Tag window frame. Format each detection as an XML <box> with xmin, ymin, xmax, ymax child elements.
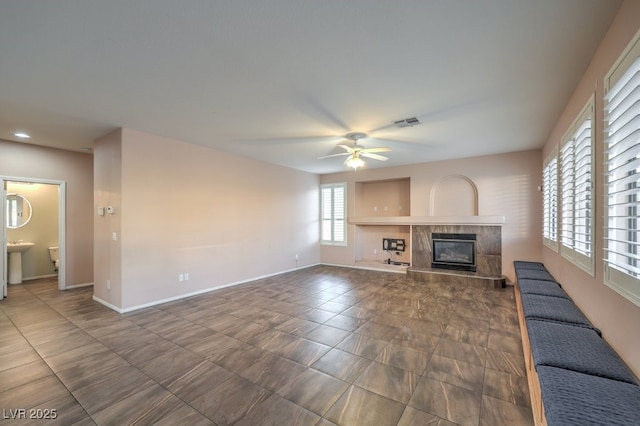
<box><xmin>543</xmin><ymin>147</ymin><xmax>559</xmax><ymax>252</ymax></box>
<box><xmin>603</xmin><ymin>29</ymin><xmax>640</xmax><ymax>307</ymax></box>
<box><xmin>320</xmin><ymin>182</ymin><xmax>347</xmax><ymax>246</ymax></box>
<box><xmin>559</xmin><ymin>96</ymin><xmax>595</xmax><ymax>275</ymax></box>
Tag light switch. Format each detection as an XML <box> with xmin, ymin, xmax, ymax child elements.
<box><xmin>112</xmin><ymin>232</ymin><xmax>117</xmax><ymax>241</ymax></box>
<box><xmin>98</xmin><ymin>207</ymin><xmax>105</xmax><ymax>216</ymax></box>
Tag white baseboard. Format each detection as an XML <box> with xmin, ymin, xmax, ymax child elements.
<box><xmin>97</xmin><ymin>263</ymin><xmax>321</xmax><ymax>313</ymax></box>
<box><xmin>66</xmin><ymin>282</ymin><xmax>94</xmax><ymax>289</ymax></box>
<box><xmin>92</xmin><ymin>295</ymin><xmax>125</xmax><ymax>313</ymax></box>
<box><xmin>320</xmin><ymin>262</ymin><xmax>407</xmax><ymax>274</ymax></box>
<box><xmin>21</xmin><ymin>273</ymin><xmax>58</xmax><ymax>281</ymax></box>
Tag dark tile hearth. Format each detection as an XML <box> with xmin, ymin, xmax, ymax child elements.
<box><xmin>0</xmin><ymin>265</ymin><xmax>532</xmax><ymax>425</ymax></box>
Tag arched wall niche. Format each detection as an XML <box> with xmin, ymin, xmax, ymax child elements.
<box><xmin>429</xmin><ymin>174</ymin><xmax>478</xmax><ymax>216</ymax></box>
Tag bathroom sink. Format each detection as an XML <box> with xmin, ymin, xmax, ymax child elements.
<box><xmin>7</xmin><ymin>242</ymin><xmax>34</xmax><ymax>284</ymax></box>
<box><xmin>7</xmin><ymin>242</ymin><xmax>34</xmax><ymax>253</ymax></box>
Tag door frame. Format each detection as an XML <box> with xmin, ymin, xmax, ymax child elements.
<box><xmin>1</xmin><ymin>176</ymin><xmax>66</xmax><ymax>293</ymax></box>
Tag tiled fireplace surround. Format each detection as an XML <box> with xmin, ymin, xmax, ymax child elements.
<box><xmin>409</xmin><ymin>225</ymin><xmax>504</xmax><ymax>287</ymax></box>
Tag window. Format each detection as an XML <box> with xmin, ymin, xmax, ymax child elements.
<box><xmin>603</xmin><ymin>31</ymin><xmax>640</xmax><ymax>307</ymax></box>
<box><xmin>543</xmin><ymin>147</ymin><xmax>559</xmax><ymax>251</ymax></box>
<box><xmin>560</xmin><ymin>97</ymin><xmax>594</xmax><ymax>274</ymax></box>
<box><xmin>321</xmin><ymin>183</ymin><xmax>346</xmax><ymax>245</ymax></box>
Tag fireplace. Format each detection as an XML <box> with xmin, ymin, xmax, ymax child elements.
<box><xmin>431</xmin><ymin>233</ymin><xmax>476</xmax><ymax>272</ymax></box>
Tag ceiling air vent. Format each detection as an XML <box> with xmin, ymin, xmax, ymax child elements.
<box><xmin>391</xmin><ymin>117</ymin><xmax>421</xmax><ymax>128</ymax></box>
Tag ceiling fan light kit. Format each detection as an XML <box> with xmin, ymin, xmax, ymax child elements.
<box><xmin>345</xmin><ymin>155</ymin><xmax>365</xmax><ymax>170</ymax></box>
<box><xmin>319</xmin><ymin>132</ymin><xmax>392</xmax><ymax>171</ymax></box>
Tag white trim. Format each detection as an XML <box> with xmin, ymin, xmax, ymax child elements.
<box><xmin>1</xmin><ymin>176</ymin><xmax>67</xmax><ymax>290</ymax></box>
<box><xmin>58</xmin><ymin>182</ymin><xmax>66</xmax><ymax>290</ymax></box>
<box><xmin>559</xmin><ymin>95</ymin><xmax>595</xmax><ymax>276</ymax></box>
<box><xmin>604</xmin><ymin>264</ymin><xmax>640</xmax><ymax>309</ymax></box>
<box><xmin>1</xmin><ymin>181</ymin><xmax>5</xmax><ymax>300</ymax></box>
<box><xmin>320</xmin><ymin>182</ymin><xmax>347</xmax><ymax>246</ymax></box>
<box><xmin>349</xmin><ymin>216</ymin><xmax>505</xmax><ymax>226</ymax></box>
<box><xmin>21</xmin><ymin>274</ymin><xmax>59</xmax><ymax>281</ymax></box>
<box><xmin>97</xmin><ymin>264</ymin><xmax>320</xmax><ymax>313</ymax></box>
<box><xmin>542</xmin><ymin>147</ymin><xmax>559</xmax><ymax>252</ymax></box>
<box><xmin>323</xmin><ymin>262</ymin><xmax>407</xmax><ymax>274</ymax></box>
<box><xmin>92</xmin><ymin>295</ymin><xmax>124</xmax><ymax>313</ymax></box>
<box><xmin>65</xmin><ymin>282</ymin><xmax>93</xmax><ymax>289</ymax></box>
<box><xmin>95</xmin><ymin>263</ymin><xmax>410</xmax><ymax>313</ymax></box>
<box><xmin>602</xmin><ymin>28</ymin><xmax>640</xmax><ymax>307</ymax></box>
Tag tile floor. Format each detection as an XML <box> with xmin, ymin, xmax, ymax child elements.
<box><xmin>0</xmin><ymin>266</ymin><xmax>533</xmax><ymax>425</ymax></box>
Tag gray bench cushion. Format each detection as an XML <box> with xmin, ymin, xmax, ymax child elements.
<box><xmin>527</xmin><ymin>320</ymin><xmax>637</xmax><ymax>384</ymax></box>
<box><xmin>515</xmin><ymin>268</ymin><xmax>557</xmax><ymax>282</ymax></box>
<box><xmin>520</xmin><ymin>294</ymin><xmax>600</xmax><ymax>335</ymax></box>
<box><xmin>537</xmin><ymin>366</ymin><xmax>640</xmax><ymax>426</ymax></box>
<box><xmin>514</xmin><ymin>261</ymin><xmax>547</xmax><ymax>271</ymax></box>
<box><xmin>518</xmin><ymin>279</ymin><xmax>569</xmax><ymax>299</ymax></box>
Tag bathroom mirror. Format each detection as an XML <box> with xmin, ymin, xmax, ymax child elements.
<box><xmin>6</xmin><ymin>193</ymin><xmax>33</xmax><ymax>228</ymax></box>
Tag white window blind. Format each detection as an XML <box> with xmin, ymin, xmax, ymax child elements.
<box><xmin>603</xmin><ymin>33</ymin><xmax>640</xmax><ymax>307</ymax></box>
<box><xmin>543</xmin><ymin>148</ymin><xmax>558</xmax><ymax>250</ymax></box>
<box><xmin>559</xmin><ymin>98</ymin><xmax>594</xmax><ymax>274</ymax></box>
<box><xmin>561</xmin><ymin>140</ymin><xmax>574</xmax><ymax>249</ymax></box>
<box><xmin>574</xmin><ymin>116</ymin><xmax>593</xmax><ymax>258</ymax></box>
<box><xmin>321</xmin><ymin>183</ymin><xmax>346</xmax><ymax>245</ymax></box>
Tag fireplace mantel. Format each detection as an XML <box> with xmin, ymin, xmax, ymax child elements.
<box><xmin>349</xmin><ymin>216</ymin><xmax>505</xmax><ymax>226</ymax></box>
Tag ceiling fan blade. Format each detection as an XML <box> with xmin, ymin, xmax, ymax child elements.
<box><xmin>361</xmin><ymin>152</ymin><xmax>389</xmax><ymax>161</ymax></box>
<box><xmin>318</xmin><ymin>152</ymin><xmax>351</xmax><ymax>159</ymax></box>
<box><xmin>361</xmin><ymin>147</ymin><xmax>392</xmax><ymax>153</ymax></box>
<box><xmin>338</xmin><ymin>144</ymin><xmax>355</xmax><ymax>153</ymax></box>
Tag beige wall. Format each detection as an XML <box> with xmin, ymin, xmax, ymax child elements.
<box><xmin>540</xmin><ymin>0</ymin><xmax>640</xmax><ymax>377</ymax></box>
<box><xmin>94</xmin><ymin>128</ymin><xmax>321</xmax><ymax>311</ymax></box>
<box><xmin>93</xmin><ymin>129</ymin><xmax>123</xmax><ymax>307</ymax></box>
<box><xmin>1</xmin><ymin>140</ymin><xmax>94</xmax><ymax>287</ymax></box>
<box><xmin>7</xmin><ymin>182</ymin><xmax>59</xmax><ymax>279</ymax></box>
<box><xmin>320</xmin><ymin>149</ymin><xmax>543</xmax><ymax>282</ymax></box>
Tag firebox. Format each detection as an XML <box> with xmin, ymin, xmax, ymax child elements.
<box><xmin>431</xmin><ymin>233</ymin><xmax>477</xmax><ymax>272</ymax></box>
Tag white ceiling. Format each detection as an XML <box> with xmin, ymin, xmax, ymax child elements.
<box><xmin>0</xmin><ymin>1</ymin><xmax>622</xmax><ymax>174</ymax></box>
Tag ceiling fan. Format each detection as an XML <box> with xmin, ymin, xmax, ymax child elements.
<box><xmin>318</xmin><ymin>132</ymin><xmax>392</xmax><ymax>170</ymax></box>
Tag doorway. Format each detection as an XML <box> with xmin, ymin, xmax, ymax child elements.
<box><xmin>1</xmin><ymin>177</ymin><xmax>66</xmax><ymax>300</ymax></box>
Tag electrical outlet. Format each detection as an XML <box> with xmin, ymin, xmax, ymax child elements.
<box><xmin>295</xmin><ymin>254</ymin><xmax>299</xmax><ymax>261</ymax></box>
<box><xmin>374</xmin><ymin>249</ymin><xmax>378</xmax><ymax>255</ymax></box>
<box><xmin>184</xmin><ymin>273</ymin><xmax>189</xmax><ymax>281</ymax></box>
<box><xmin>179</xmin><ymin>274</ymin><xmax>184</xmax><ymax>282</ymax></box>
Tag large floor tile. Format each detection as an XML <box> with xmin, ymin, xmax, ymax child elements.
<box><xmin>324</xmin><ymin>385</ymin><xmax>406</xmax><ymax>426</ymax></box>
<box><xmin>311</xmin><ymin>348</ymin><xmax>372</xmax><ymax>383</ymax></box>
<box><xmin>0</xmin><ymin>267</ymin><xmax>533</xmax><ymax>425</ymax></box>
<box><xmin>276</xmin><ymin>368</ymin><xmax>349</xmax><ymax>416</ymax></box>
<box><xmin>409</xmin><ymin>377</ymin><xmax>482</xmax><ymax>426</ymax></box>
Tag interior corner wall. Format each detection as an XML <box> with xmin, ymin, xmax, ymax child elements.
<box><xmin>93</xmin><ymin>129</ymin><xmax>123</xmax><ymax>308</ymax></box>
<box><xmin>107</xmin><ymin>128</ymin><xmax>320</xmax><ymax>310</ymax></box>
<box><xmin>0</xmin><ymin>139</ymin><xmax>94</xmax><ymax>287</ymax></box>
<box><xmin>320</xmin><ymin>149</ymin><xmax>542</xmax><ymax>282</ymax></box>
<box><xmin>540</xmin><ymin>0</ymin><xmax>640</xmax><ymax>377</ymax></box>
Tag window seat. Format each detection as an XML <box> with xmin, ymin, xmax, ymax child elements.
<box><xmin>514</xmin><ymin>261</ymin><xmax>640</xmax><ymax>425</ymax></box>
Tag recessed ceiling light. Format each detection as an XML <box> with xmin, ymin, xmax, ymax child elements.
<box><xmin>13</xmin><ymin>132</ymin><xmax>30</xmax><ymax>138</ymax></box>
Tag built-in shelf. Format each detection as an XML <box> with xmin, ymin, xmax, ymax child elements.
<box><xmin>349</xmin><ymin>216</ymin><xmax>506</xmax><ymax>226</ymax></box>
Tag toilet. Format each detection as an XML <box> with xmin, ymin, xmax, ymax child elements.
<box><xmin>48</xmin><ymin>246</ymin><xmax>60</xmax><ymax>271</ymax></box>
